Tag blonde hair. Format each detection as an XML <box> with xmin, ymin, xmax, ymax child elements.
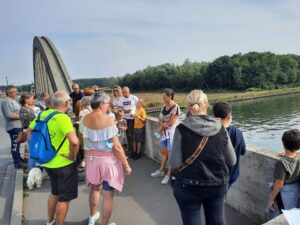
<box><xmin>186</xmin><ymin>90</ymin><xmax>208</xmax><ymax>112</ymax></box>
<box><xmin>80</xmin><ymin>96</ymin><xmax>91</xmax><ymax>108</ymax></box>
<box><xmin>112</xmin><ymin>85</ymin><xmax>122</xmax><ymax>97</ymax></box>
<box><xmin>137</xmin><ymin>99</ymin><xmax>145</xmax><ymax>107</ymax></box>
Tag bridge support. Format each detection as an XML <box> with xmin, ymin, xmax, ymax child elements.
<box><xmin>33</xmin><ymin>36</ymin><xmax>73</xmax><ymax>94</ymax></box>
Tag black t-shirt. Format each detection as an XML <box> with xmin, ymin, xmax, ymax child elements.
<box><xmin>70</xmin><ymin>91</ymin><xmax>83</xmax><ymax>112</ymax></box>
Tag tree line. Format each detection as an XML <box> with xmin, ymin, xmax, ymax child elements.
<box><xmin>118</xmin><ymin>52</ymin><xmax>300</xmax><ymax>91</ymax></box>
<box><xmin>4</xmin><ymin>52</ymin><xmax>300</xmax><ymax>93</ymax></box>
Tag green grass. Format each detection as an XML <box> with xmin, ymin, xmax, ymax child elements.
<box><xmin>133</xmin><ymin>87</ymin><xmax>300</xmax><ymax>108</ymax></box>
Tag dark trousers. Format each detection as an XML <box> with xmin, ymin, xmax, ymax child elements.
<box><xmin>7</xmin><ymin>128</ymin><xmax>22</xmax><ymax>165</ymax></box>
<box><xmin>173</xmin><ymin>181</ymin><xmax>227</xmax><ymax>225</ymax></box>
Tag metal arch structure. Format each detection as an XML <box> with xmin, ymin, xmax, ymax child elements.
<box><xmin>33</xmin><ymin>36</ymin><xmax>72</xmax><ymax>95</ymax></box>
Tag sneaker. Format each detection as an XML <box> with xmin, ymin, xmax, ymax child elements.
<box><xmin>45</xmin><ymin>219</ymin><xmax>56</xmax><ymax>225</ymax></box>
<box><xmin>109</xmin><ymin>223</ymin><xmax>116</xmax><ymax>225</ymax></box>
<box><xmin>88</xmin><ymin>211</ymin><xmax>100</xmax><ymax>225</ymax></box>
<box><xmin>151</xmin><ymin>170</ymin><xmax>164</xmax><ymax>177</ymax></box>
<box><xmin>78</xmin><ymin>167</ymin><xmax>85</xmax><ymax>173</ymax></box>
<box><xmin>161</xmin><ymin>175</ymin><xmax>170</xmax><ymax>185</ymax></box>
<box><xmin>133</xmin><ymin>153</ymin><xmax>142</xmax><ymax>160</ymax></box>
<box><xmin>129</xmin><ymin>152</ymin><xmax>136</xmax><ymax>159</ymax></box>
<box><xmin>81</xmin><ymin>161</ymin><xmax>86</xmax><ymax>168</ymax></box>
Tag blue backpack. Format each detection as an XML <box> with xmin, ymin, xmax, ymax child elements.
<box><xmin>29</xmin><ymin>111</ymin><xmax>66</xmax><ymax>164</ymax></box>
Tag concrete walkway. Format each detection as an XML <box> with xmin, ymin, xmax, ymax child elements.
<box><xmin>0</xmin><ymin>112</ymin><xmax>19</xmax><ymax>225</ymax></box>
<box><xmin>23</xmin><ymin>156</ymin><xmax>257</xmax><ymax>225</ymax></box>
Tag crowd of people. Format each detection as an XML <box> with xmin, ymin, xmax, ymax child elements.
<box><xmin>1</xmin><ymin>83</ymin><xmax>300</xmax><ymax>225</ymax></box>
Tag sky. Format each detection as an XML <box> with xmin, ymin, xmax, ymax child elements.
<box><xmin>0</xmin><ymin>0</ymin><xmax>300</xmax><ymax>85</ymax></box>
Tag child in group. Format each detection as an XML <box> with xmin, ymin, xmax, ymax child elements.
<box><xmin>116</xmin><ymin>108</ymin><xmax>128</xmax><ymax>152</ymax></box>
<box><xmin>266</xmin><ymin>129</ymin><xmax>300</xmax><ymax>219</ymax></box>
<box><xmin>132</xmin><ymin>99</ymin><xmax>147</xmax><ymax>160</ymax></box>
<box><xmin>213</xmin><ymin>102</ymin><xmax>246</xmax><ymax>188</ymax></box>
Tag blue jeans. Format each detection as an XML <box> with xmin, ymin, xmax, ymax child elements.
<box><xmin>7</xmin><ymin>128</ymin><xmax>22</xmax><ymax>165</ymax></box>
<box><xmin>173</xmin><ymin>181</ymin><xmax>227</xmax><ymax>225</ymax></box>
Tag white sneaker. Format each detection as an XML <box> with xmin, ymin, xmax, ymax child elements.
<box><xmin>151</xmin><ymin>170</ymin><xmax>164</xmax><ymax>177</ymax></box>
<box><xmin>161</xmin><ymin>175</ymin><xmax>170</xmax><ymax>185</ymax></box>
<box><xmin>81</xmin><ymin>161</ymin><xmax>86</xmax><ymax>168</ymax></box>
<box><xmin>88</xmin><ymin>211</ymin><xmax>100</xmax><ymax>225</ymax></box>
<box><xmin>109</xmin><ymin>223</ymin><xmax>116</xmax><ymax>225</ymax></box>
<box><xmin>45</xmin><ymin>219</ymin><xmax>56</xmax><ymax>225</ymax></box>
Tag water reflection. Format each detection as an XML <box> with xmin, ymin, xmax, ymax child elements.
<box><xmin>231</xmin><ymin>94</ymin><xmax>300</xmax><ymax>152</ymax></box>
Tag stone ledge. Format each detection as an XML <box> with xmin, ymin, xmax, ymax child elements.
<box><xmin>262</xmin><ymin>214</ymin><xmax>288</xmax><ymax>225</ymax></box>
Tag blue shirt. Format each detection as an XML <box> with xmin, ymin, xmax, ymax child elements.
<box><xmin>227</xmin><ymin>126</ymin><xmax>246</xmax><ymax>184</ymax></box>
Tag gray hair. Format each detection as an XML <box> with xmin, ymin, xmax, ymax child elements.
<box><xmin>90</xmin><ymin>91</ymin><xmax>110</xmax><ymax>110</ymax></box>
<box><xmin>5</xmin><ymin>85</ymin><xmax>17</xmax><ymax>95</ymax></box>
<box><xmin>51</xmin><ymin>90</ymin><xmax>70</xmax><ymax>107</ymax></box>
<box><xmin>80</xmin><ymin>96</ymin><xmax>91</xmax><ymax>108</ymax></box>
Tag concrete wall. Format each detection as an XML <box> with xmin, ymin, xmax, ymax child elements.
<box><xmin>227</xmin><ymin>145</ymin><xmax>278</xmax><ymax>223</ymax></box>
<box><xmin>144</xmin><ymin>116</ymin><xmax>279</xmax><ymax>224</ymax></box>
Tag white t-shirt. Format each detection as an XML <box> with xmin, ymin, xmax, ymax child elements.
<box><xmin>33</xmin><ymin>106</ymin><xmax>41</xmax><ymax>116</ymax></box>
<box><xmin>118</xmin><ymin>95</ymin><xmax>139</xmax><ymax>120</ymax></box>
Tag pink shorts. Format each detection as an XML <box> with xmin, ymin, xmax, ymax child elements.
<box><xmin>84</xmin><ymin>150</ymin><xmax>124</xmax><ymax>192</ymax></box>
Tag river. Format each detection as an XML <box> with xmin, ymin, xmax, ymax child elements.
<box><xmin>231</xmin><ymin>93</ymin><xmax>300</xmax><ymax>152</ymax></box>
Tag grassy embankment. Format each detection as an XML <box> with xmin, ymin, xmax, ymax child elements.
<box><xmin>134</xmin><ymin>87</ymin><xmax>300</xmax><ymax>108</ymax></box>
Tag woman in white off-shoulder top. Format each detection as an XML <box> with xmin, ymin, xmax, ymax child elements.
<box><xmin>79</xmin><ymin>91</ymin><xmax>132</xmax><ymax>225</ymax></box>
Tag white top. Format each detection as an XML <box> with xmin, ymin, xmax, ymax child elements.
<box><xmin>111</xmin><ymin>97</ymin><xmax>121</xmax><ymax>110</ymax></box>
<box><xmin>33</xmin><ymin>106</ymin><xmax>41</xmax><ymax>116</ymax></box>
<box><xmin>79</xmin><ymin>107</ymin><xmax>92</xmax><ymax>120</ymax></box>
<box><xmin>79</xmin><ymin>119</ymin><xmax>118</xmax><ymax>151</ymax></box>
<box><xmin>107</xmin><ymin>112</ymin><xmax>116</xmax><ymax>120</ymax></box>
<box><xmin>159</xmin><ymin>104</ymin><xmax>181</xmax><ymax>141</ymax></box>
<box><xmin>118</xmin><ymin>95</ymin><xmax>139</xmax><ymax>120</ymax></box>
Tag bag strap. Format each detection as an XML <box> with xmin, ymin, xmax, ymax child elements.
<box><xmin>56</xmin><ymin>136</ymin><xmax>67</xmax><ymax>153</ymax></box>
<box><xmin>44</xmin><ymin>111</ymin><xmax>60</xmax><ymax>123</ymax></box>
<box><xmin>40</xmin><ymin>110</ymin><xmax>66</xmax><ymax>153</ymax></box>
<box><xmin>175</xmin><ymin>136</ymin><xmax>208</xmax><ymax>173</ymax></box>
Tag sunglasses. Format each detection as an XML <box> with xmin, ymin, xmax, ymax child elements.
<box><xmin>113</xmin><ymin>89</ymin><xmax>118</xmax><ymax>91</ymax></box>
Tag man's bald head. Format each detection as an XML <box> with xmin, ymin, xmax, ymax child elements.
<box><xmin>122</xmin><ymin>86</ymin><xmax>130</xmax><ymax>97</ymax></box>
<box><xmin>72</xmin><ymin>83</ymin><xmax>80</xmax><ymax>94</ymax></box>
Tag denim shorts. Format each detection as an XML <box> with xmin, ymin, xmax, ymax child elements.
<box><xmin>102</xmin><ymin>181</ymin><xmax>114</xmax><ymax>191</ymax></box>
<box><xmin>160</xmin><ymin>139</ymin><xmax>172</xmax><ymax>151</ymax></box>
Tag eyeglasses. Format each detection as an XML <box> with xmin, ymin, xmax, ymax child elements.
<box><xmin>113</xmin><ymin>89</ymin><xmax>118</xmax><ymax>92</ymax></box>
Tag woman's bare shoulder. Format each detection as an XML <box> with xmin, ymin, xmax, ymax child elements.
<box><xmin>83</xmin><ymin>114</ymin><xmax>116</xmax><ymax>129</ymax></box>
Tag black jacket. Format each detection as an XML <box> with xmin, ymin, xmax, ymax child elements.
<box><xmin>170</xmin><ymin>115</ymin><xmax>236</xmax><ymax>187</ymax></box>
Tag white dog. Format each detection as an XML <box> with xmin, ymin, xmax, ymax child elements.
<box><xmin>27</xmin><ymin>167</ymin><xmax>43</xmax><ymax>190</ymax></box>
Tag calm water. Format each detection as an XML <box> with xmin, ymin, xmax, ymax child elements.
<box><xmin>230</xmin><ymin>93</ymin><xmax>300</xmax><ymax>152</ymax></box>
<box><xmin>148</xmin><ymin>93</ymin><xmax>300</xmax><ymax>152</ymax></box>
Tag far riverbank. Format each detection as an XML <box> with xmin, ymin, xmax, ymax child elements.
<box><xmin>135</xmin><ymin>87</ymin><xmax>300</xmax><ymax>107</ymax></box>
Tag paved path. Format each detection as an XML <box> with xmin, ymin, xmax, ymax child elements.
<box><xmin>23</xmin><ymin>156</ymin><xmax>257</xmax><ymax>225</ymax></box>
<box><xmin>0</xmin><ymin>108</ymin><xmax>17</xmax><ymax>225</ymax></box>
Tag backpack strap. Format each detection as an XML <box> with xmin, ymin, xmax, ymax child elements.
<box><xmin>44</xmin><ymin>111</ymin><xmax>61</xmax><ymax>123</ymax></box>
<box><xmin>42</xmin><ymin>110</ymin><xmax>66</xmax><ymax>153</ymax></box>
<box><xmin>56</xmin><ymin>136</ymin><xmax>67</xmax><ymax>153</ymax></box>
